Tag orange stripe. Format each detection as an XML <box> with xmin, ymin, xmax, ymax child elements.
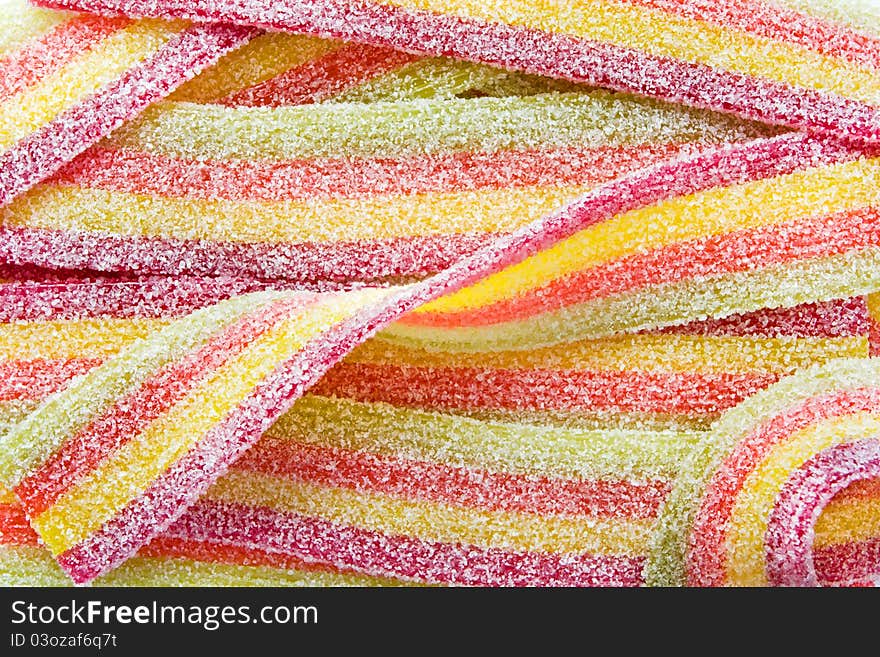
<box><xmin>140</xmin><ymin>535</ymin><xmax>348</xmax><ymax>574</ymax></box>
<box><xmin>0</xmin><ymin>358</ymin><xmax>103</xmax><ymax>402</ymax></box>
<box><xmin>621</xmin><ymin>0</ymin><xmax>880</xmax><ymax>71</ymax></box>
<box><xmin>312</xmin><ymin>362</ymin><xmax>778</xmax><ymax>416</ymax></box>
<box><xmin>0</xmin><ymin>503</ymin><xmax>38</xmax><ymax>546</ymax></box>
<box><xmin>53</xmin><ymin>142</ymin><xmax>692</xmax><ymax>200</ymax></box>
<box><xmin>403</xmin><ymin>205</ymin><xmax>880</xmax><ymax>327</ymax></box>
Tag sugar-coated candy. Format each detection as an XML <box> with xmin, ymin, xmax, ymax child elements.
<box><xmin>1</xmin><ymin>0</ymin><xmax>879</xmax><ymax>587</ymax></box>
<box><xmin>0</xmin><ymin>0</ymin><xmax>254</xmax><ymax>207</ymax></box>
<box><xmin>33</xmin><ymin>0</ymin><xmax>880</xmax><ymax>144</ymax></box>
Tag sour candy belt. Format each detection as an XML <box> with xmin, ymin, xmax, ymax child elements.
<box><xmin>0</xmin><ymin>0</ymin><xmax>254</xmax><ymax>207</ymax></box>
<box><xmin>33</xmin><ymin>0</ymin><xmax>880</xmax><ymax>145</ymax></box>
<box><xmin>1</xmin><ymin>274</ymin><xmax>875</xmax><ymax>585</ymax></box>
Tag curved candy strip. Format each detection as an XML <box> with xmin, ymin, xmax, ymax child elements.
<box><xmin>0</xmin><ymin>0</ymin><xmax>256</xmax><ymax>208</ymax></box>
<box><xmin>1</xmin><ymin>130</ymin><xmax>878</xmax><ymax>584</ymax></box>
<box><xmin>383</xmin><ymin>133</ymin><xmax>880</xmax><ymax>350</ymax></box>
<box><xmin>765</xmin><ymin>438</ymin><xmax>880</xmax><ymax>586</ymax></box>
<box><xmin>0</xmin><ymin>487</ymin><xmax>406</xmax><ymax>586</ymax></box>
<box><xmin>646</xmin><ymin>357</ymin><xmax>880</xmax><ymax>586</ymax></box>
<box><xmin>34</xmin><ymin>0</ymin><xmax>880</xmax><ymax>145</ymax></box>
<box><xmin>1</xmin><ymin>91</ymin><xmax>761</xmax><ymax>281</ymax></box>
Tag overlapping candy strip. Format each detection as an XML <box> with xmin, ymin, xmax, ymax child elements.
<box><xmin>0</xmin><ymin>1</ymin><xmax>876</xmax><ymax>584</ymax></box>
<box><xmin>34</xmin><ymin>0</ymin><xmax>880</xmax><ymax>144</ymax></box>
<box><xmin>0</xmin><ymin>273</ymin><xmax>871</xmax><ymax>586</ymax></box>
<box><xmin>0</xmin><ymin>84</ymin><xmax>763</xmax><ymax>281</ymax></box>
<box><xmin>0</xmin><ymin>0</ymin><xmax>255</xmax><ymax>207</ymax></box>
<box><xmin>4</xmin><ymin>127</ymin><xmax>880</xmax><ymax>585</ymax></box>
<box><xmin>646</xmin><ymin>358</ymin><xmax>880</xmax><ymax>587</ymax></box>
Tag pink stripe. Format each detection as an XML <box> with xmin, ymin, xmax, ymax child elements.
<box><xmin>814</xmin><ymin>536</ymin><xmax>880</xmax><ymax>585</ymax></box>
<box><xmin>0</xmin><ymin>23</ymin><xmax>256</xmax><ymax>208</ymax></box>
<box><xmin>33</xmin><ymin>0</ymin><xmax>880</xmax><ymax>145</ymax></box>
<box><xmin>626</xmin><ymin>0</ymin><xmax>880</xmax><ymax>72</ymax></box>
<box><xmin>765</xmin><ymin>439</ymin><xmax>880</xmax><ymax>587</ymax></box>
<box><xmin>164</xmin><ymin>500</ymin><xmax>645</xmax><ymax>586</ymax></box>
<box><xmin>47</xmin><ymin>132</ymin><xmax>850</xmax><ymax>582</ymax></box>
<box><xmin>0</xmin><ymin>227</ymin><xmax>495</xmax><ymax>282</ymax></box>
<box><xmin>658</xmin><ymin>298</ymin><xmax>870</xmax><ymax>339</ymax></box>
<box><xmin>0</xmin><ymin>276</ymin><xmax>268</xmax><ymax>321</ymax></box>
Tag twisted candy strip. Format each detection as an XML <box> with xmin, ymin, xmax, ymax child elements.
<box><xmin>0</xmin><ymin>274</ymin><xmax>871</xmax><ymax>585</ymax></box>
<box><xmin>34</xmin><ymin>0</ymin><xmax>880</xmax><ymax>144</ymax></box>
<box><xmin>0</xmin><ymin>0</ymin><xmax>255</xmax><ymax>207</ymax></box>
<box><xmin>2</xmin><ymin>127</ymin><xmax>879</xmax><ymax>584</ymax></box>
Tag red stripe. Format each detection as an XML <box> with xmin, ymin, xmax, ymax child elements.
<box><xmin>815</xmin><ymin>536</ymin><xmax>880</xmax><ymax>585</ymax></box>
<box><xmin>0</xmin><ymin>276</ymin><xmax>269</xmax><ymax>322</ymax></box>
<box><xmin>403</xmin><ymin>205</ymin><xmax>880</xmax><ymax>328</ymax></box>
<box><xmin>32</xmin><ymin>0</ymin><xmax>880</xmax><ymax>144</ymax></box>
<box><xmin>688</xmin><ymin>387</ymin><xmax>880</xmax><ymax>586</ymax></box>
<box><xmin>313</xmin><ymin>362</ymin><xmax>779</xmax><ymax>416</ymax></box>
<box><xmin>869</xmin><ymin>317</ymin><xmax>880</xmax><ymax>357</ymax></box>
<box><xmin>234</xmin><ymin>436</ymin><xmax>669</xmax><ymax>518</ymax></box>
<box><xmin>623</xmin><ymin>0</ymin><xmax>880</xmax><ymax>71</ymax></box>
<box><xmin>0</xmin><ymin>23</ymin><xmax>256</xmax><ymax>208</ymax></box>
<box><xmin>0</xmin><ymin>227</ymin><xmax>496</xmax><ymax>281</ymax></box>
<box><xmin>140</xmin><ymin>535</ymin><xmax>351</xmax><ymax>575</ymax></box>
<box><xmin>26</xmin><ymin>133</ymin><xmax>846</xmax><ymax>582</ymax></box>
<box><xmin>0</xmin><ymin>359</ymin><xmax>103</xmax><ymax>402</ymax></box>
<box><xmin>53</xmin><ymin>142</ymin><xmax>691</xmax><ymax>200</ymax></box>
<box><xmin>163</xmin><ymin>500</ymin><xmax>646</xmax><ymax>586</ymax></box>
<box><xmin>221</xmin><ymin>42</ymin><xmax>418</xmax><ymax>106</ymax></box>
<box><xmin>0</xmin><ymin>503</ymin><xmax>39</xmax><ymax>547</ymax></box>
<box><xmin>0</xmin><ymin>16</ymin><xmax>130</xmax><ymax>103</ymax></box>
<box><xmin>659</xmin><ymin>298</ymin><xmax>869</xmax><ymax>339</ymax></box>
<box><xmin>766</xmin><ymin>439</ymin><xmax>880</xmax><ymax>586</ymax></box>
<box><xmin>14</xmin><ymin>296</ymin><xmax>313</xmax><ymax>516</ymax></box>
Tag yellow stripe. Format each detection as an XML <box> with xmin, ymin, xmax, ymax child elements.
<box><xmin>382</xmin><ymin>251</ymin><xmax>880</xmax><ymax>351</ymax></box>
<box><xmin>5</xmin><ymin>184</ymin><xmax>589</xmax><ymax>242</ymax></box>
<box><xmin>0</xmin><ymin>545</ymin><xmax>72</xmax><ymax>586</ymax></box>
<box><xmin>379</xmin><ymin>0</ymin><xmax>880</xmax><ymax>102</ymax></box>
<box><xmin>0</xmin><ymin>19</ymin><xmax>185</xmax><ymax>151</ymax></box>
<box><xmin>346</xmin><ymin>334</ymin><xmax>864</xmax><ymax>374</ymax></box>
<box><xmin>210</xmin><ymin>470</ymin><xmax>653</xmax><ymax>556</ymax></box>
<box><xmin>0</xmin><ymin>545</ymin><xmax>405</xmax><ymax>586</ymax></box>
<box><xmin>814</xmin><ymin>495</ymin><xmax>880</xmax><ymax>548</ymax></box>
<box><xmin>101</xmin><ymin>556</ymin><xmax>401</xmax><ymax>586</ymax></box>
<box><xmin>726</xmin><ymin>412</ymin><xmax>880</xmax><ymax>585</ymax></box>
<box><xmin>867</xmin><ymin>292</ymin><xmax>880</xmax><ymax>324</ymax></box>
<box><xmin>0</xmin><ymin>317</ymin><xmax>169</xmax><ymax>360</ymax></box>
<box><xmin>31</xmin><ymin>289</ymin><xmax>391</xmax><ymax>554</ymax></box>
<box><xmin>0</xmin><ymin>487</ymin><xmax>15</xmax><ymax>504</ymax></box>
<box><xmin>0</xmin><ymin>1</ymin><xmax>73</xmax><ymax>57</ymax></box>
<box><xmin>108</xmin><ymin>92</ymin><xmax>764</xmax><ymax>161</ymax></box>
<box><xmin>170</xmin><ymin>34</ymin><xmax>342</xmax><ymax>103</ymax></box>
<box><xmin>335</xmin><ymin>58</ymin><xmax>508</xmax><ymax>102</ymax></box>
<box><xmin>270</xmin><ymin>394</ymin><xmax>700</xmax><ymax>480</ymax></box>
<box><xmin>417</xmin><ymin>157</ymin><xmax>880</xmax><ymax>314</ymax></box>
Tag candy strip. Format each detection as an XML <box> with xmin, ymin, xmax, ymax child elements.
<box><xmin>2</xmin><ymin>91</ymin><xmax>762</xmax><ymax>280</ymax></box>
<box><xmin>646</xmin><ymin>357</ymin><xmax>880</xmax><ymax>586</ymax></box>
<box><xmin>0</xmin><ymin>0</ymin><xmax>255</xmax><ymax>207</ymax></box>
<box><xmin>5</xmin><ymin>129</ymin><xmax>880</xmax><ymax>582</ymax></box>
<box><xmin>765</xmin><ymin>439</ymin><xmax>880</xmax><ymax>586</ymax></box>
<box><xmin>33</xmin><ymin>0</ymin><xmax>880</xmax><ymax>144</ymax></box>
